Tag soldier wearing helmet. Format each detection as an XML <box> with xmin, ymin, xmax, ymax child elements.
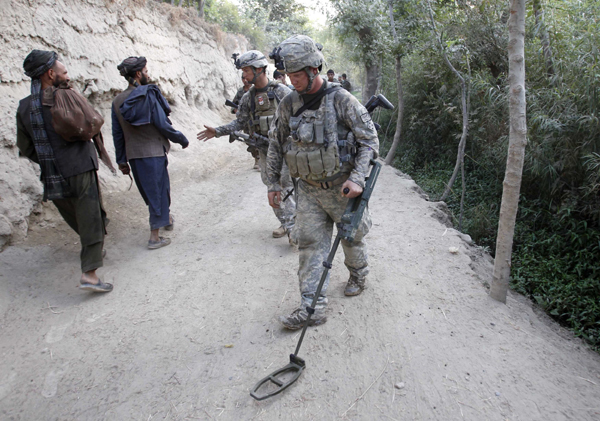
<box><xmin>266</xmin><ymin>35</ymin><xmax>379</xmax><ymax>329</ymax></box>
<box><xmin>197</xmin><ymin>50</ymin><xmax>296</xmax><ymax>242</ymax></box>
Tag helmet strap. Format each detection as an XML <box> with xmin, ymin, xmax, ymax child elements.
<box><xmin>250</xmin><ymin>67</ymin><xmax>262</xmax><ymax>85</ymax></box>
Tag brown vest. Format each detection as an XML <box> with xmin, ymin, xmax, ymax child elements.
<box><xmin>112</xmin><ymin>86</ymin><xmax>170</xmax><ymax>160</ymax></box>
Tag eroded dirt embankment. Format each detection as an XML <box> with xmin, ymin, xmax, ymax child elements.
<box><xmin>0</xmin><ymin>0</ymin><xmax>247</xmax><ymax>248</ymax></box>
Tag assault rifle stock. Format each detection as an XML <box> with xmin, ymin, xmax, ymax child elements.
<box><xmin>363</xmin><ymin>94</ymin><xmax>394</xmax><ymax>131</ymax></box>
<box><xmin>232</xmin><ymin>131</ymin><xmax>270</xmax><ymax>149</ymax></box>
<box><xmin>225</xmin><ymin>99</ymin><xmax>239</xmax><ymax>109</ymax></box>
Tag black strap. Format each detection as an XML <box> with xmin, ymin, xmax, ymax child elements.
<box><xmin>293</xmin><ymin>87</ymin><xmax>341</xmax><ymax>118</ymax></box>
<box><xmin>250</xmin><ymin>88</ymin><xmax>256</xmax><ymax>119</ymax></box>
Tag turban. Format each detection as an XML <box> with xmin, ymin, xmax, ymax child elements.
<box><xmin>23</xmin><ymin>50</ymin><xmax>58</xmax><ymax>79</ymax></box>
<box><xmin>117</xmin><ymin>56</ymin><xmax>147</xmax><ymax>79</ymax></box>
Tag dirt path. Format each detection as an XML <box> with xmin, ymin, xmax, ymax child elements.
<box><xmin>1</xmin><ymin>143</ymin><xmax>600</xmax><ymax>421</ymax></box>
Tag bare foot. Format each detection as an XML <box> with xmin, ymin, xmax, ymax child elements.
<box><xmin>80</xmin><ymin>270</ymin><xmax>100</xmax><ymax>285</ymax></box>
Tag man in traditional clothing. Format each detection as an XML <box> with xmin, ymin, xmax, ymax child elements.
<box><xmin>198</xmin><ymin>51</ymin><xmax>296</xmax><ymax>243</ymax></box>
<box><xmin>16</xmin><ymin>50</ymin><xmax>112</xmax><ymax>293</ymax></box>
<box><xmin>112</xmin><ymin>57</ymin><xmax>189</xmax><ymax>250</ymax></box>
<box><xmin>326</xmin><ymin>69</ymin><xmax>335</xmax><ymax>82</ymax></box>
<box><xmin>341</xmin><ymin>73</ymin><xmax>352</xmax><ymax>92</ymax></box>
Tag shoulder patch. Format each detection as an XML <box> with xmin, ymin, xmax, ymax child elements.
<box><xmin>360</xmin><ymin>112</ymin><xmax>372</xmax><ymax>123</ymax></box>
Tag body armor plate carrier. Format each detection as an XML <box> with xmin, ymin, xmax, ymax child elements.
<box><xmin>284</xmin><ymin>87</ymin><xmax>357</xmax><ymax>182</ymax></box>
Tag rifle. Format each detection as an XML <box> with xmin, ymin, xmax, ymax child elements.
<box><xmin>363</xmin><ymin>94</ymin><xmax>394</xmax><ymax>131</ymax></box>
<box><xmin>231</xmin><ymin>131</ymin><xmax>270</xmax><ymax>149</ymax></box>
<box><xmin>225</xmin><ymin>99</ymin><xmax>239</xmax><ymax>110</ymax></box>
<box><xmin>250</xmin><ymin>159</ymin><xmax>383</xmax><ymax>400</ymax></box>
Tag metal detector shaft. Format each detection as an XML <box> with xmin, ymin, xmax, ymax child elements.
<box><xmin>293</xmin><ymin>232</ymin><xmax>343</xmax><ymax>357</ymax></box>
<box><xmin>293</xmin><ymin>160</ymin><xmax>382</xmax><ymax>358</ymax></box>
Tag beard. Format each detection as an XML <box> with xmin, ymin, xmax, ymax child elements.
<box><xmin>140</xmin><ymin>74</ymin><xmax>149</xmax><ymax>86</ymax></box>
<box><xmin>52</xmin><ymin>76</ymin><xmax>70</xmax><ymax>88</ymax></box>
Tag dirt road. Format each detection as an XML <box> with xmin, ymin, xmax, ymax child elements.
<box><xmin>1</xmin><ymin>142</ymin><xmax>600</xmax><ymax>420</ymax></box>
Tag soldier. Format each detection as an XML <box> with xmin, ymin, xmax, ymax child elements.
<box><xmin>198</xmin><ymin>51</ymin><xmax>296</xmax><ymax>242</ymax></box>
<box><xmin>273</xmin><ymin>70</ymin><xmax>293</xmax><ymax>90</ymax></box>
<box><xmin>267</xmin><ymin>35</ymin><xmax>379</xmax><ymax>329</ymax></box>
<box><xmin>231</xmin><ymin>76</ymin><xmax>259</xmax><ymax>170</ymax></box>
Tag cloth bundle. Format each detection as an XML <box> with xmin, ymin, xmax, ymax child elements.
<box><xmin>44</xmin><ymin>86</ymin><xmax>104</xmax><ymax>141</ymax></box>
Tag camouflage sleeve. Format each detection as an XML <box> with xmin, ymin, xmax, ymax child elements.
<box><xmin>273</xmin><ymin>83</ymin><xmax>292</xmax><ymax>103</ymax></box>
<box><xmin>215</xmin><ymin>91</ymin><xmax>251</xmax><ymax>137</ymax></box>
<box><xmin>266</xmin><ymin>95</ymin><xmax>293</xmax><ymax>192</ymax></box>
<box><xmin>232</xmin><ymin>87</ymin><xmax>244</xmax><ymax>104</ymax></box>
<box><xmin>334</xmin><ymin>91</ymin><xmax>379</xmax><ymax>188</ymax></box>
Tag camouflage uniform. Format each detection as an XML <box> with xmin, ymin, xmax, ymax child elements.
<box><xmin>267</xmin><ymin>81</ymin><xmax>379</xmax><ymax>314</ymax></box>
<box><xmin>232</xmin><ymin>86</ymin><xmax>246</xmax><ymax>105</ymax></box>
<box><xmin>215</xmin><ymin>81</ymin><xmax>295</xmax><ymax>232</ymax></box>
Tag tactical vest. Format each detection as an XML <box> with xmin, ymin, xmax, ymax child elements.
<box><xmin>248</xmin><ymin>81</ymin><xmax>280</xmax><ymax>137</ymax></box>
<box><xmin>283</xmin><ymin>87</ymin><xmax>357</xmax><ymax>182</ymax></box>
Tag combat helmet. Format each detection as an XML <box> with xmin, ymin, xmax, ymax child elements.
<box><xmin>234</xmin><ymin>50</ymin><xmax>268</xmax><ymax>84</ymax></box>
<box><xmin>270</xmin><ymin>35</ymin><xmax>325</xmax><ymax>94</ymax></box>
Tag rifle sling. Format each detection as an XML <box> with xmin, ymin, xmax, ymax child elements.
<box><xmin>293</xmin><ymin>87</ymin><xmax>342</xmax><ymax>118</ymax></box>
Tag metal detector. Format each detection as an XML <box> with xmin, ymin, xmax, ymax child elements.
<box><xmin>250</xmin><ymin>160</ymin><xmax>383</xmax><ymax>401</ymax></box>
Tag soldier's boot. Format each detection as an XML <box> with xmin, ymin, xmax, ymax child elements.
<box><xmin>288</xmin><ymin>228</ymin><xmax>298</xmax><ymax>249</ymax></box>
<box><xmin>344</xmin><ymin>275</ymin><xmax>366</xmax><ymax>296</ymax></box>
<box><xmin>272</xmin><ymin>225</ymin><xmax>288</xmax><ymax>238</ymax></box>
<box><xmin>280</xmin><ymin>307</ymin><xmax>327</xmax><ymax>330</ymax></box>
<box><xmin>253</xmin><ymin>157</ymin><xmax>260</xmax><ymax>170</ymax></box>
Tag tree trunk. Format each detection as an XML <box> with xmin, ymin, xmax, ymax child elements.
<box><xmin>198</xmin><ymin>0</ymin><xmax>205</xmax><ymax>17</ymax></box>
<box><xmin>171</xmin><ymin>0</ymin><xmax>175</xmax><ymax>5</ymax></box>
<box><xmin>363</xmin><ymin>61</ymin><xmax>379</xmax><ymax>102</ymax></box>
<box><xmin>427</xmin><ymin>1</ymin><xmax>470</xmax><ymax>202</ymax></box>
<box><xmin>533</xmin><ymin>0</ymin><xmax>554</xmax><ymax>77</ymax></box>
<box><xmin>490</xmin><ymin>0</ymin><xmax>528</xmax><ymax>303</ymax></box>
<box><xmin>385</xmin><ymin>56</ymin><xmax>405</xmax><ymax>165</ymax></box>
<box><xmin>384</xmin><ymin>1</ymin><xmax>405</xmax><ymax>166</ymax></box>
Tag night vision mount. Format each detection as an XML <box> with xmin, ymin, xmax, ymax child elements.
<box><xmin>269</xmin><ymin>47</ymin><xmax>285</xmax><ymax>71</ymax></box>
<box><xmin>231</xmin><ymin>53</ymin><xmax>240</xmax><ymax>68</ymax></box>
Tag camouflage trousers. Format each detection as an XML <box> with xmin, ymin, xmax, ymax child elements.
<box><xmin>296</xmin><ymin>179</ymin><xmax>371</xmax><ymax>310</ymax></box>
<box><xmin>259</xmin><ymin>149</ymin><xmax>295</xmax><ymax>231</ymax></box>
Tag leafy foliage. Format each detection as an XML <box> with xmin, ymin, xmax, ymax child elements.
<box><xmin>373</xmin><ymin>0</ymin><xmax>600</xmax><ymax>349</ymax></box>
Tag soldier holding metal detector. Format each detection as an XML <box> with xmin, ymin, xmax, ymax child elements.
<box><xmin>266</xmin><ymin>35</ymin><xmax>382</xmax><ymax>330</ymax></box>
<box><xmin>197</xmin><ymin>51</ymin><xmax>296</xmax><ymax>242</ymax></box>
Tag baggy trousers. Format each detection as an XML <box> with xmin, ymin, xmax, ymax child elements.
<box><xmin>295</xmin><ymin>179</ymin><xmax>371</xmax><ymax>310</ymax></box>
<box><xmin>52</xmin><ymin>170</ymin><xmax>106</xmax><ymax>273</ymax></box>
<box><xmin>258</xmin><ymin>149</ymin><xmax>295</xmax><ymax>231</ymax></box>
<box><xmin>129</xmin><ymin>155</ymin><xmax>171</xmax><ymax>230</ymax></box>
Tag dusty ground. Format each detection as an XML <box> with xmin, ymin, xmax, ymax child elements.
<box><xmin>1</xmin><ymin>142</ymin><xmax>600</xmax><ymax>421</ymax></box>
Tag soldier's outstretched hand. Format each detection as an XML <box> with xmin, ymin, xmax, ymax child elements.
<box><xmin>268</xmin><ymin>191</ymin><xmax>281</xmax><ymax>209</ymax></box>
<box><xmin>197</xmin><ymin>125</ymin><xmax>216</xmax><ymax>142</ymax></box>
<box><xmin>341</xmin><ymin>180</ymin><xmax>363</xmax><ymax>198</ymax></box>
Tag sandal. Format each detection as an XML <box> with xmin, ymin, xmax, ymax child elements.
<box><xmin>79</xmin><ymin>280</ymin><xmax>113</xmax><ymax>293</ymax></box>
<box><xmin>148</xmin><ymin>236</ymin><xmax>171</xmax><ymax>249</ymax></box>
